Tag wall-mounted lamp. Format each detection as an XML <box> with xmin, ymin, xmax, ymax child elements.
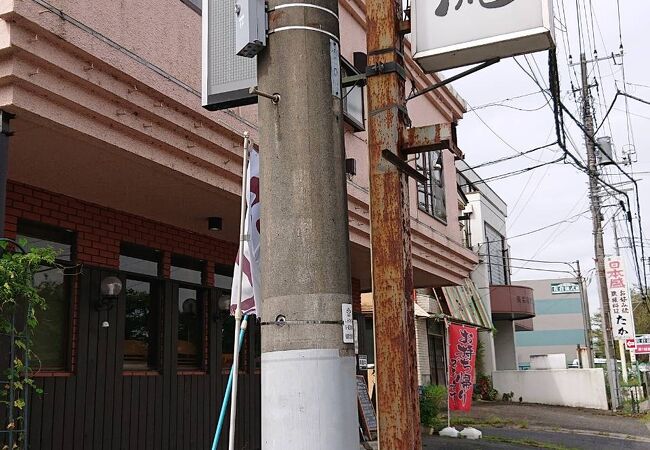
<box><xmin>96</xmin><ymin>276</ymin><xmax>122</xmax><ymax>311</ymax></box>
<box><xmin>218</xmin><ymin>293</ymin><xmax>231</xmax><ymax>312</ymax></box>
<box><xmin>212</xmin><ymin>291</ymin><xmax>232</xmax><ymax>322</ymax></box>
<box><xmin>208</xmin><ymin>216</ymin><xmax>223</xmax><ymax>231</ymax></box>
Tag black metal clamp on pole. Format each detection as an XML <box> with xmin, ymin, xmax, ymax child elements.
<box><xmin>0</xmin><ymin>110</ymin><xmax>15</xmax><ymax>238</ymax></box>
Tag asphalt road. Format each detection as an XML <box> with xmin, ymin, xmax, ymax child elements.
<box><xmin>363</xmin><ymin>402</ymin><xmax>650</xmax><ymax>449</ymax></box>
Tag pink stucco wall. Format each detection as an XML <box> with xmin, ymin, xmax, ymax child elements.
<box><xmin>0</xmin><ymin>0</ymin><xmax>477</xmax><ymax>285</ymax></box>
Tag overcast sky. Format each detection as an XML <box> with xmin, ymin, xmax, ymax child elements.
<box><xmin>441</xmin><ymin>0</ymin><xmax>649</xmax><ymax>314</ymax></box>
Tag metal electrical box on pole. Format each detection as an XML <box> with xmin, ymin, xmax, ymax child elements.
<box><xmin>234</xmin><ymin>0</ymin><xmax>266</xmax><ymax>57</ymax></box>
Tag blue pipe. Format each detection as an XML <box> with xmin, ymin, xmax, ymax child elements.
<box><xmin>211</xmin><ymin>314</ymin><xmax>250</xmax><ymax>450</ymax></box>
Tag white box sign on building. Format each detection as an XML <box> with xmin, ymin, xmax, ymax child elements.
<box><xmin>605</xmin><ymin>256</ymin><xmax>635</xmax><ymax>341</ymax></box>
<box><xmin>412</xmin><ymin>0</ymin><xmax>555</xmax><ymax>72</ymax></box>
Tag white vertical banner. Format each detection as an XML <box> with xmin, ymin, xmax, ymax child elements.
<box><xmin>230</xmin><ymin>147</ymin><xmax>262</xmax><ymax>317</ymax></box>
<box><xmin>342</xmin><ymin>303</ymin><xmax>353</xmax><ymax>344</ymax></box>
<box><xmin>604</xmin><ymin>256</ymin><xmax>635</xmax><ymax>340</ymax></box>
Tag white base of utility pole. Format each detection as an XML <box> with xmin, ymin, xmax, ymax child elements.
<box><xmin>261</xmin><ymin>349</ymin><xmax>357</xmax><ymax>449</ymax></box>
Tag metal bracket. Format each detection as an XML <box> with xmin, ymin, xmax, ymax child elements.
<box><xmin>368</xmin><ymin>102</ymin><xmax>409</xmax><ymax>119</ymax></box>
<box><xmin>366</xmin><ymin>61</ymin><xmax>406</xmax><ymax>81</ymax></box>
<box><xmin>341</xmin><ymin>73</ymin><xmax>367</xmax><ymax>88</ymax></box>
<box><xmin>401</xmin><ymin>123</ymin><xmax>461</xmax><ymax>159</ymax></box>
<box><xmin>249</xmin><ymin>86</ymin><xmax>280</xmax><ymax>104</ymax></box>
<box><xmin>381</xmin><ymin>149</ymin><xmax>427</xmax><ymax>184</ymax></box>
<box><xmin>399</xmin><ymin>20</ymin><xmax>411</xmax><ymax>35</ymax></box>
<box><xmin>407</xmin><ymin>58</ymin><xmax>500</xmax><ymax>101</ymax></box>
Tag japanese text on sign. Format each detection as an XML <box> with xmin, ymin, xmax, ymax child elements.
<box><xmin>435</xmin><ymin>0</ymin><xmax>517</xmax><ymax>17</ymax></box>
<box><xmin>342</xmin><ymin>303</ymin><xmax>354</xmax><ymax>344</ymax></box>
<box><xmin>448</xmin><ymin>324</ymin><xmax>478</xmax><ymax>412</ymax></box>
<box><xmin>605</xmin><ymin>256</ymin><xmax>635</xmax><ymax>341</ymax></box>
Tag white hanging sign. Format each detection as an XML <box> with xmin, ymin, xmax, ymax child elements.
<box><xmin>605</xmin><ymin>256</ymin><xmax>635</xmax><ymax>341</ymax></box>
<box><xmin>412</xmin><ymin>0</ymin><xmax>555</xmax><ymax>72</ymax></box>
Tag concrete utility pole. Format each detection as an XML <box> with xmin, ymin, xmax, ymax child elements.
<box><xmin>575</xmin><ymin>260</ymin><xmax>593</xmax><ymax>368</ymax></box>
<box><xmin>365</xmin><ymin>1</ymin><xmax>421</xmax><ymax>448</ymax></box>
<box><xmin>256</xmin><ymin>0</ymin><xmax>358</xmax><ymax>448</ymax></box>
<box><xmin>580</xmin><ymin>52</ymin><xmax>620</xmax><ymax>410</ymax></box>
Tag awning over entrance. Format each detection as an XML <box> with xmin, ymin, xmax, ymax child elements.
<box><xmin>360</xmin><ymin>294</ymin><xmax>431</xmax><ymax>319</ymax></box>
<box><xmin>440</xmin><ymin>279</ymin><xmax>493</xmax><ymax>330</ymax></box>
<box><xmin>416</xmin><ymin>279</ymin><xmax>493</xmax><ymax>330</ymax></box>
<box><xmin>362</xmin><ymin>280</ymin><xmax>493</xmax><ymax>330</ymax></box>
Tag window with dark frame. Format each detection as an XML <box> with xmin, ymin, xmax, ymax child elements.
<box><xmin>119</xmin><ymin>243</ymin><xmax>160</xmax><ymax>277</ymax></box>
<box><xmin>17</xmin><ymin>220</ymin><xmax>75</xmax><ymax>372</ymax></box>
<box><xmin>177</xmin><ymin>286</ymin><xmax>204</xmax><ymax>370</ymax></box>
<box><xmin>341</xmin><ymin>58</ymin><xmax>365</xmax><ymax>132</ymax></box>
<box><xmin>173</xmin><ymin>255</ymin><xmax>205</xmax><ymax>370</ymax></box>
<box><xmin>484</xmin><ymin>223</ymin><xmax>509</xmax><ymax>285</ymax></box>
<box><xmin>427</xmin><ymin>322</ymin><xmax>447</xmax><ymax>386</ymax></box>
<box><xmin>171</xmin><ymin>254</ymin><xmax>204</xmax><ymax>285</ymax></box>
<box><xmin>416</xmin><ymin>150</ymin><xmax>447</xmax><ymax>222</ymax></box>
<box><xmin>216</xmin><ymin>264</ymin><xmax>254</xmax><ymax>373</ymax></box>
<box><xmin>119</xmin><ymin>243</ymin><xmax>162</xmax><ymax>370</ymax></box>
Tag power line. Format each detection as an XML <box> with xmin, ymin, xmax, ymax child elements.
<box><xmin>478</xmin><ymin>208</ymin><xmax>590</xmax><ymax>245</ymax></box>
<box><xmin>470</xmin><ymin>90</ymin><xmax>548</xmax><ymax>111</ymax></box>
<box><xmin>458</xmin><ymin>142</ymin><xmax>558</xmax><ymax>172</ymax></box>
<box><xmin>466</xmin><ymin>104</ymin><xmax>550</xmax><ymax>164</ymax></box>
<box><xmin>507</xmin><ymin>256</ymin><xmax>576</xmax><ymax>267</ymax></box>
<box><xmin>459</xmin><ymin>156</ymin><xmax>564</xmax><ymax>186</ymax></box>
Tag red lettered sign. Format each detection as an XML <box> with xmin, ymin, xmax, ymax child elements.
<box><xmin>448</xmin><ymin>324</ymin><xmax>478</xmax><ymax>412</ymax></box>
<box><xmin>625</xmin><ymin>338</ymin><xmax>636</xmax><ymax>351</ymax></box>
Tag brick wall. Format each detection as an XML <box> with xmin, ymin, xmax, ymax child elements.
<box><xmin>351</xmin><ymin>277</ymin><xmax>361</xmax><ymax>313</ymax></box>
<box><xmin>3</xmin><ymin>181</ymin><xmax>241</xmax><ymax>376</ymax></box>
<box><xmin>3</xmin><ymin>181</ymin><xmax>239</xmax><ymax>283</ymax></box>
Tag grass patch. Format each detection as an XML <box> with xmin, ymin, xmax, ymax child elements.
<box><xmin>451</xmin><ymin>415</ymin><xmax>529</xmax><ymax>429</ymax></box>
<box><xmin>483</xmin><ymin>435</ymin><xmax>578</xmax><ymax>449</ymax></box>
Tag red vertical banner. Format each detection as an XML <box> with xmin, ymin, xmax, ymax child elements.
<box><xmin>448</xmin><ymin>324</ymin><xmax>478</xmax><ymax>412</ymax></box>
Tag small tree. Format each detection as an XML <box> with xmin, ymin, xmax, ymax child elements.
<box><xmin>591</xmin><ymin>312</ymin><xmax>605</xmax><ymax>359</ymax></box>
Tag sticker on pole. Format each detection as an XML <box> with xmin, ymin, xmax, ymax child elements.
<box><xmin>342</xmin><ymin>303</ymin><xmax>353</xmax><ymax>343</ymax></box>
<box><xmin>625</xmin><ymin>338</ymin><xmax>636</xmax><ymax>351</ymax></box>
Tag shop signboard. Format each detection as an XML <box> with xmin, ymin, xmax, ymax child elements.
<box><xmin>551</xmin><ymin>282</ymin><xmax>580</xmax><ymax>295</ymax></box>
<box><xmin>636</xmin><ymin>335</ymin><xmax>650</xmax><ymax>355</ymax></box>
<box><xmin>412</xmin><ymin>0</ymin><xmax>555</xmax><ymax>72</ymax></box>
<box><xmin>604</xmin><ymin>256</ymin><xmax>635</xmax><ymax>341</ymax></box>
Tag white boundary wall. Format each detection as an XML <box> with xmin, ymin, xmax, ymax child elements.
<box><xmin>492</xmin><ymin>369</ymin><xmax>608</xmax><ymax>410</ymax></box>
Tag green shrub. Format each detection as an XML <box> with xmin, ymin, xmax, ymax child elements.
<box><xmin>420</xmin><ymin>384</ymin><xmax>447</xmax><ymax>429</ymax></box>
<box><xmin>475</xmin><ymin>374</ymin><xmax>499</xmax><ymax>401</ymax></box>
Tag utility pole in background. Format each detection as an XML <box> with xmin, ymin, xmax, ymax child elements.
<box><xmin>580</xmin><ymin>52</ymin><xmax>620</xmax><ymax>409</ymax></box>
<box><xmin>257</xmin><ymin>0</ymin><xmax>358</xmax><ymax>447</ymax></box>
<box><xmin>575</xmin><ymin>260</ymin><xmax>593</xmax><ymax>368</ymax></box>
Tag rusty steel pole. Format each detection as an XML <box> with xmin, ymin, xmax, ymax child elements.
<box><xmin>365</xmin><ymin>0</ymin><xmax>421</xmax><ymax>448</ymax></box>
